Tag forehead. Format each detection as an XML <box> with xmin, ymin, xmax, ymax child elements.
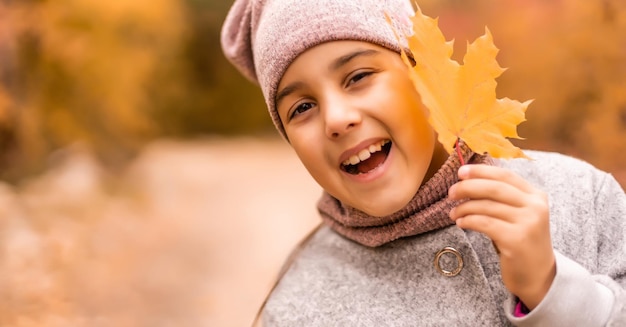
<box><xmin>279</xmin><ymin>41</ymin><xmax>391</xmax><ymax>83</ymax></box>
<box><xmin>296</xmin><ymin>40</ymin><xmax>384</xmax><ymax>65</ymax></box>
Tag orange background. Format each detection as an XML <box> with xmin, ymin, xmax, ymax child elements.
<box><xmin>0</xmin><ymin>1</ymin><xmax>624</xmax><ymax>326</ymax></box>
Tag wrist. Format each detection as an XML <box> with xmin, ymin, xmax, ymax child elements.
<box><xmin>517</xmin><ymin>259</ymin><xmax>556</xmax><ymax>310</ymax></box>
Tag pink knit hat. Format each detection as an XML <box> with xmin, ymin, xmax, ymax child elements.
<box><xmin>220</xmin><ymin>0</ymin><xmax>414</xmax><ymax>138</ymax></box>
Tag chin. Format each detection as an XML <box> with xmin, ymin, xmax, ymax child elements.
<box><xmin>366</xmin><ymin>183</ymin><xmax>421</xmax><ymax>216</ymax></box>
<box><xmin>357</xmin><ymin>200</ymin><xmax>408</xmax><ymax>217</ymax></box>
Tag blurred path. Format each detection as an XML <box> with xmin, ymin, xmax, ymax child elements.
<box><xmin>2</xmin><ymin>137</ymin><xmax>621</xmax><ymax>326</ymax></box>
<box><xmin>0</xmin><ymin>137</ymin><xmax>321</xmax><ymax>327</ymax></box>
<box><xmin>128</xmin><ymin>137</ymin><xmax>322</xmax><ymax>326</ymax></box>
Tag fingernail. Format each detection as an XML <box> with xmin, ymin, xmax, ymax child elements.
<box><xmin>458</xmin><ymin>165</ymin><xmax>470</xmax><ymax>179</ymax></box>
<box><xmin>449</xmin><ymin>207</ymin><xmax>456</xmax><ymax>219</ymax></box>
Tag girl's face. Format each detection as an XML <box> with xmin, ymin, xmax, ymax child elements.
<box><xmin>276</xmin><ymin>41</ymin><xmax>448</xmax><ymax>217</ymax></box>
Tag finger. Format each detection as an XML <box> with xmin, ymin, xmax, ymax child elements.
<box><xmin>454</xmin><ymin>213</ymin><xmax>513</xmax><ymax>242</ymax></box>
<box><xmin>449</xmin><ymin>178</ymin><xmax>527</xmax><ymax>207</ymax></box>
<box><xmin>458</xmin><ymin>164</ymin><xmax>535</xmax><ymax>194</ymax></box>
<box><xmin>450</xmin><ymin>199</ymin><xmax>518</xmax><ymax>223</ymax></box>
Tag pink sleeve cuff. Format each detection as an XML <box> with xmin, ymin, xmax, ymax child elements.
<box><xmin>513</xmin><ymin>299</ymin><xmax>530</xmax><ymax>317</ymax></box>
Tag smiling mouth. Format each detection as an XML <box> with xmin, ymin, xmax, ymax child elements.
<box><xmin>341</xmin><ymin>140</ymin><xmax>392</xmax><ymax>175</ymax></box>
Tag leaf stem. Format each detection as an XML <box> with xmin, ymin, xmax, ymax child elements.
<box><xmin>455</xmin><ymin>138</ymin><xmax>465</xmax><ymax>166</ymax></box>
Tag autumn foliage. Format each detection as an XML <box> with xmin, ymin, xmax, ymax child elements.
<box><xmin>0</xmin><ymin>0</ymin><xmax>625</xmax><ymax>182</ymax></box>
<box><xmin>418</xmin><ymin>0</ymin><xmax>626</xmax><ymax>182</ymax></box>
<box><xmin>397</xmin><ymin>8</ymin><xmax>530</xmax><ymax>159</ymax></box>
<box><xmin>0</xmin><ymin>0</ymin><xmax>624</xmax><ymax>325</ymax></box>
<box><xmin>0</xmin><ymin>0</ymin><xmax>265</xmax><ymax>182</ymax></box>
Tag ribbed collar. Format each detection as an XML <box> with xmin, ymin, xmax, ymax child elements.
<box><xmin>317</xmin><ymin>144</ymin><xmax>490</xmax><ymax>247</ymax></box>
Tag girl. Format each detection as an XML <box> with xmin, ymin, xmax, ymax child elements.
<box><xmin>221</xmin><ymin>0</ymin><xmax>626</xmax><ymax>325</ymax></box>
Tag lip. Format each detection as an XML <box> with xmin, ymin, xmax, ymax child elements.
<box><xmin>339</xmin><ymin>138</ymin><xmax>393</xmax><ymax>183</ymax></box>
<box><xmin>338</xmin><ymin>138</ymin><xmax>388</xmax><ymax>166</ymax></box>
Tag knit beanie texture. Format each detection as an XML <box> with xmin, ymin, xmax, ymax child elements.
<box><xmin>220</xmin><ymin>0</ymin><xmax>414</xmax><ymax>137</ymax></box>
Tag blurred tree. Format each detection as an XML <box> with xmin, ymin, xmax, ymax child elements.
<box><xmin>148</xmin><ymin>0</ymin><xmax>270</xmax><ymax>137</ymax></box>
<box><xmin>0</xmin><ymin>0</ymin><xmax>624</xmax><ymax>184</ymax></box>
<box><xmin>0</xmin><ymin>0</ymin><xmax>273</xmax><ymax>182</ymax></box>
<box><xmin>1</xmin><ymin>0</ymin><xmax>190</xmax><ymax>181</ymax></box>
<box><xmin>418</xmin><ymin>0</ymin><xmax>626</xmax><ymax>181</ymax></box>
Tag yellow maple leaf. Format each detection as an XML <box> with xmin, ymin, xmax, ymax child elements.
<box><xmin>394</xmin><ymin>7</ymin><xmax>531</xmax><ymax>159</ymax></box>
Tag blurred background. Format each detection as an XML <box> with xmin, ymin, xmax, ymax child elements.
<box><xmin>0</xmin><ymin>0</ymin><xmax>625</xmax><ymax>326</ymax></box>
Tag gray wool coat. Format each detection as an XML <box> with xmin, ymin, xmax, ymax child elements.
<box><xmin>263</xmin><ymin>151</ymin><xmax>626</xmax><ymax>326</ymax></box>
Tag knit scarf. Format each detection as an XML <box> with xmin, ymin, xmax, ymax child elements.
<box><xmin>317</xmin><ymin>144</ymin><xmax>490</xmax><ymax>247</ymax></box>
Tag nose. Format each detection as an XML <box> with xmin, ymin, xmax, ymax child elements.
<box><xmin>323</xmin><ymin>99</ymin><xmax>362</xmax><ymax>139</ymax></box>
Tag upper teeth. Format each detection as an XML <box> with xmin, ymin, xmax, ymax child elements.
<box><xmin>342</xmin><ymin>140</ymin><xmax>390</xmax><ymax>166</ymax></box>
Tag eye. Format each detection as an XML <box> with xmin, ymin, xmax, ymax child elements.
<box><xmin>346</xmin><ymin>71</ymin><xmax>373</xmax><ymax>87</ymax></box>
<box><xmin>289</xmin><ymin>101</ymin><xmax>315</xmax><ymax>120</ymax></box>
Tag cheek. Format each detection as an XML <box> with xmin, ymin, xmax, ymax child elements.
<box><xmin>391</xmin><ymin>88</ymin><xmax>437</xmax><ymax>162</ymax></box>
<box><xmin>392</xmin><ymin>86</ymin><xmax>433</xmax><ymax>138</ymax></box>
<box><xmin>410</xmin><ymin>106</ymin><xmax>435</xmax><ymax>141</ymax></box>
<box><xmin>382</xmin><ymin>74</ymin><xmax>422</xmax><ymax>114</ymax></box>
<box><xmin>288</xmin><ymin>130</ymin><xmax>333</xmax><ymax>186</ymax></box>
<box><xmin>409</xmin><ymin>109</ymin><xmax>436</xmax><ymax>156</ymax></box>
<box><xmin>288</xmin><ymin>130</ymin><xmax>316</xmax><ymax>165</ymax></box>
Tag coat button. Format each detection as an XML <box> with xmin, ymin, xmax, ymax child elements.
<box><xmin>434</xmin><ymin>247</ymin><xmax>463</xmax><ymax>277</ymax></box>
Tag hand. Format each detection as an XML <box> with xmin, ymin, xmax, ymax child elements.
<box><xmin>448</xmin><ymin>164</ymin><xmax>556</xmax><ymax>310</ymax></box>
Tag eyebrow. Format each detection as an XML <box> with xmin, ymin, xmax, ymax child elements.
<box><xmin>275</xmin><ymin>48</ymin><xmax>381</xmax><ymax>108</ymax></box>
<box><xmin>330</xmin><ymin>48</ymin><xmax>379</xmax><ymax>71</ymax></box>
<box><xmin>275</xmin><ymin>81</ymin><xmax>305</xmax><ymax>110</ymax></box>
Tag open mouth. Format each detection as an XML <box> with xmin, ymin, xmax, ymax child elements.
<box><xmin>341</xmin><ymin>140</ymin><xmax>392</xmax><ymax>175</ymax></box>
